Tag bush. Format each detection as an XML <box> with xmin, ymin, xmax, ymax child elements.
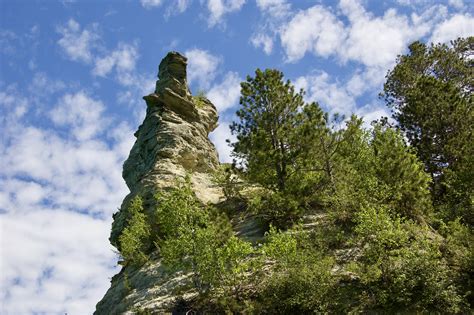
<box><xmin>352</xmin><ymin>206</ymin><xmax>467</xmax><ymax>313</ymax></box>
<box><xmin>156</xmin><ymin>178</ymin><xmax>256</xmax><ymax>307</ymax></box>
<box><xmin>439</xmin><ymin>218</ymin><xmax>474</xmax><ymax>307</ymax></box>
<box><xmin>256</xmin><ymin>226</ymin><xmax>336</xmax><ymax>313</ymax></box>
<box><xmin>118</xmin><ymin>196</ymin><xmax>151</xmax><ymax>266</ymax></box>
<box><xmin>249</xmin><ymin>190</ymin><xmax>302</xmax><ymax>229</ymax></box>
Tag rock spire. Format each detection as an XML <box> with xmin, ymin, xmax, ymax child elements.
<box><xmin>95</xmin><ymin>52</ymin><xmax>224</xmax><ymax>314</ymax></box>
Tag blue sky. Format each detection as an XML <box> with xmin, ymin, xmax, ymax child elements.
<box><xmin>0</xmin><ymin>0</ymin><xmax>472</xmax><ymax>313</ymax></box>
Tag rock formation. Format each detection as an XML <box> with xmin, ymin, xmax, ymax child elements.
<box><xmin>95</xmin><ymin>52</ymin><xmax>224</xmax><ymax>314</ymax></box>
<box><xmin>109</xmin><ymin>52</ymin><xmax>222</xmax><ymax>250</ymax></box>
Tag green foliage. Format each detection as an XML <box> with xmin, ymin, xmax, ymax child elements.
<box><xmin>155</xmin><ymin>178</ymin><xmax>256</xmax><ymax>306</ymax></box>
<box><xmin>255</xmin><ymin>257</ymin><xmax>335</xmax><ymax>313</ymax></box>
<box><xmin>322</xmin><ymin>116</ymin><xmax>377</xmax><ymax>223</ymax></box>
<box><xmin>192</xmin><ymin>90</ymin><xmax>208</xmax><ymax>108</ymax></box>
<box><xmin>133</xmin><ymin>307</ymin><xmax>153</xmax><ymax>315</ymax></box>
<box><xmin>371</xmin><ymin>124</ymin><xmax>432</xmax><ymax>220</ymax></box>
<box><xmin>155</xmin><ymin>178</ymin><xmax>221</xmax><ymax>291</ymax></box>
<box><xmin>260</xmin><ymin>225</ymin><xmax>298</xmax><ymax>267</ymax></box>
<box><xmin>118</xmin><ymin>196</ymin><xmax>151</xmax><ymax>266</ymax></box>
<box><xmin>113</xmin><ymin>38</ymin><xmax>473</xmax><ymax>312</ymax></box>
<box><xmin>216</xmin><ymin>236</ymin><xmax>255</xmax><ymax>299</ymax></box>
<box><xmin>249</xmin><ymin>190</ymin><xmax>302</xmax><ymax>228</ymax></box>
<box><xmin>439</xmin><ymin>218</ymin><xmax>474</xmax><ymax>305</ymax></box>
<box><xmin>256</xmin><ymin>226</ymin><xmax>336</xmax><ymax>313</ymax></box>
<box><xmin>155</xmin><ymin>177</ymin><xmax>206</xmax><ymax>241</ymax></box>
<box><xmin>229</xmin><ymin>69</ymin><xmax>333</xmax><ymax>225</ymax></box>
<box><xmin>322</xmin><ymin>116</ymin><xmax>432</xmax><ymax>224</ymax></box>
<box><xmin>383</xmin><ymin>37</ymin><xmax>474</xmax><ymax>225</ymax></box>
<box><xmin>352</xmin><ymin>206</ymin><xmax>467</xmax><ymax>313</ymax></box>
<box><xmin>440</xmin><ymin>218</ymin><xmax>474</xmax><ymax>271</ymax></box>
<box><xmin>230</xmin><ymin>68</ymin><xmax>327</xmax><ymax>193</ymax></box>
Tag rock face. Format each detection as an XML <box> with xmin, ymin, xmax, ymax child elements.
<box><xmin>124</xmin><ymin>51</ymin><xmax>219</xmax><ymax>197</ymax></box>
<box><xmin>109</xmin><ymin>51</ymin><xmax>222</xmax><ymax>250</ymax></box>
<box><xmin>96</xmin><ymin>52</ymin><xmax>224</xmax><ymax>314</ymax></box>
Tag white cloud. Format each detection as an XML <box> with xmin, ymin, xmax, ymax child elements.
<box><xmin>207</xmin><ymin>72</ymin><xmax>240</xmax><ymax>160</ymax></box>
<box><xmin>251</xmin><ymin>0</ymin><xmax>290</xmax><ymax>56</ymax></box>
<box><xmin>185</xmin><ymin>48</ymin><xmax>221</xmax><ymax>90</ymax></box>
<box><xmin>292</xmin><ymin>71</ymin><xmax>391</xmax><ymax>127</ymax></box>
<box><xmin>140</xmin><ymin>0</ymin><xmax>164</xmax><ymax>9</ymax></box>
<box><xmin>207</xmin><ymin>71</ymin><xmax>241</xmax><ymax>113</ymax></box>
<box><xmin>139</xmin><ymin>0</ymin><xmax>244</xmax><ymax>24</ymax></box>
<box><xmin>57</xmin><ymin>20</ymin><xmax>142</xmax><ymax>86</ymax></box>
<box><xmin>338</xmin><ymin>0</ymin><xmax>435</xmax><ymax>68</ymax></box>
<box><xmin>295</xmin><ymin>71</ymin><xmax>356</xmax><ymax>116</ymax></box>
<box><xmin>206</xmin><ymin>0</ymin><xmax>246</xmax><ymax>27</ymax></box>
<box><xmin>2</xmin><ymin>121</ymin><xmax>132</xmax><ymax>217</ymax></box>
<box><xmin>430</xmin><ymin>14</ymin><xmax>474</xmax><ymax>44</ymax></box>
<box><xmin>0</xmin><ymin>26</ymin><xmax>40</xmax><ymax>56</ymax></box>
<box><xmin>93</xmin><ymin>43</ymin><xmax>139</xmax><ymax>77</ymax></box>
<box><xmin>396</xmin><ymin>0</ymin><xmax>428</xmax><ymax>6</ymax></box>
<box><xmin>166</xmin><ymin>0</ymin><xmax>192</xmax><ymax>16</ymax></box>
<box><xmin>50</xmin><ymin>92</ymin><xmax>107</xmax><ymax>141</ymax></box>
<box><xmin>448</xmin><ymin>0</ymin><xmax>464</xmax><ymax>9</ymax></box>
<box><xmin>177</xmin><ymin>0</ymin><xmax>192</xmax><ymax>12</ymax></box>
<box><xmin>397</xmin><ymin>0</ymin><xmax>465</xmax><ymax>10</ymax></box>
<box><xmin>256</xmin><ymin>0</ymin><xmax>290</xmax><ymax>18</ymax></box>
<box><xmin>280</xmin><ymin>5</ymin><xmax>346</xmax><ymax>62</ymax></box>
<box><xmin>1</xmin><ymin>210</ymin><xmax>118</xmax><ymax>315</ymax></box>
<box><xmin>0</xmin><ymin>88</ymin><xmax>29</xmax><ymax>119</ymax></box>
<box><xmin>275</xmin><ymin>0</ymin><xmax>449</xmax><ymax>69</ymax></box>
<box><xmin>140</xmin><ymin>0</ymin><xmax>192</xmax><ymax>16</ymax></box>
<box><xmin>346</xmin><ymin>72</ymin><xmax>367</xmax><ymax>97</ymax></box>
<box><xmin>209</xmin><ymin>121</ymin><xmax>235</xmax><ymax>163</ymax></box>
<box><xmin>57</xmin><ymin>19</ymin><xmax>99</xmax><ymax>63</ymax></box>
<box><xmin>0</xmin><ymin>87</ymin><xmax>134</xmax><ymax>314</ymax></box>
<box><xmin>355</xmin><ymin>103</ymin><xmax>392</xmax><ymax>126</ymax></box>
<box><xmin>0</xmin><ymin>30</ymin><xmax>17</xmax><ymax>55</ymax></box>
<box><xmin>251</xmin><ymin>33</ymin><xmax>273</xmax><ymax>54</ymax></box>
<box><xmin>29</xmin><ymin>72</ymin><xmax>67</xmax><ymax>98</ymax></box>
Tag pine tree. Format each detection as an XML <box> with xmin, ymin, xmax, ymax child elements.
<box><xmin>230</xmin><ymin>68</ymin><xmax>326</xmax><ymax>193</ymax></box>
<box><xmin>383</xmin><ymin>37</ymin><xmax>473</xmax><ymax>224</ymax></box>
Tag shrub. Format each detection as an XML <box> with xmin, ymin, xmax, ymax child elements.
<box><xmin>249</xmin><ymin>190</ymin><xmax>302</xmax><ymax>229</ymax></box>
<box><xmin>256</xmin><ymin>226</ymin><xmax>336</xmax><ymax>313</ymax></box>
<box><xmin>156</xmin><ymin>178</ymin><xmax>256</xmax><ymax>305</ymax></box>
<box><xmin>118</xmin><ymin>196</ymin><xmax>151</xmax><ymax>266</ymax></box>
<box><xmin>352</xmin><ymin>206</ymin><xmax>467</xmax><ymax>312</ymax></box>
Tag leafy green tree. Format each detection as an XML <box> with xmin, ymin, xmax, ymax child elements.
<box><xmin>118</xmin><ymin>196</ymin><xmax>151</xmax><ymax>266</ymax></box>
<box><xmin>230</xmin><ymin>68</ymin><xmax>327</xmax><ymax>192</ymax></box>
<box><xmin>383</xmin><ymin>37</ymin><xmax>473</xmax><ymax>224</ymax></box>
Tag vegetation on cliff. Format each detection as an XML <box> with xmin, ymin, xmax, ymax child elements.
<box><xmin>115</xmin><ymin>37</ymin><xmax>473</xmax><ymax>314</ymax></box>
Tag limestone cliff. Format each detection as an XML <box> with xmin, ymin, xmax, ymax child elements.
<box><xmin>96</xmin><ymin>52</ymin><xmax>224</xmax><ymax>314</ymax></box>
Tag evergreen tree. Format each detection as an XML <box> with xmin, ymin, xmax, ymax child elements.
<box><xmin>371</xmin><ymin>124</ymin><xmax>432</xmax><ymax>220</ymax></box>
<box><xmin>230</xmin><ymin>68</ymin><xmax>326</xmax><ymax>193</ymax></box>
<box><xmin>383</xmin><ymin>37</ymin><xmax>473</xmax><ymax>224</ymax></box>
